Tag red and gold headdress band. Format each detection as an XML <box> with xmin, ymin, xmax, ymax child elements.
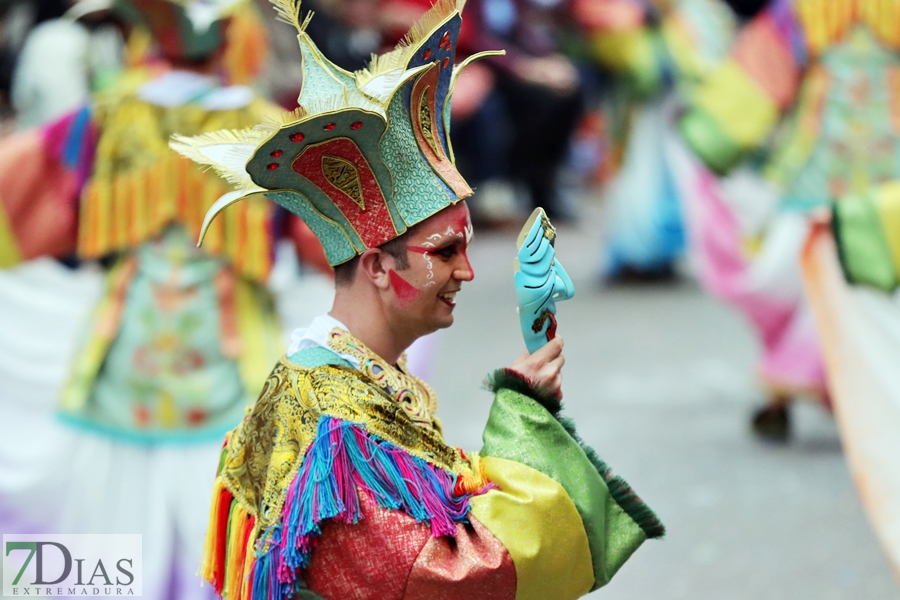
<box><xmin>170</xmin><ymin>0</ymin><xmax>502</xmax><ymax>266</ymax></box>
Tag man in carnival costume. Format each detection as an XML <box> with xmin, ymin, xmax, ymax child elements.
<box><xmin>0</xmin><ymin>1</ymin><xmax>328</xmax><ymax>598</ymax></box>
<box><xmin>172</xmin><ymin>1</ymin><xmax>664</xmax><ymax>598</ymax></box>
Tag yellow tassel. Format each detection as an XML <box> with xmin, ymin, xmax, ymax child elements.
<box><xmin>239</xmin><ymin>522</ymin><xmax>258</xmax><ymax>600</ymax></box>
<box><xmin>200</xmin><ymin>478</ymin><xmax>225</xmax><ymax>586</ymax></box>
<box><xmin>74</xmin><ymin>95</ymin><xmax>276</xmax><ymax>281</ymax></box>
<box><xmin>224</xmin><ymin>1</ymin><xmax>269</xmax><ymax>85</ymax></box>
<box><xmin>246</xmin><ymin>202</ymin><xmax>263</xmax><ymax>282</ymax></box>
<box><xmin>97</xmin><ymin>183</ymin><xmax>111</xmax><ymax>256</ymax></box>
<box><xmin>456</xmin><ymin>451</ymin><xmax>492</xmax><ymax>494</ymax></box>
<box><xmin>77</xmin><ymin>183</ymin><xmax>94</xmax><ymax>257</ymax></box>
<box><xmin>225</xmin><ymin>505</ymin><xmax>250</xmax><ymax>600</ymax></box>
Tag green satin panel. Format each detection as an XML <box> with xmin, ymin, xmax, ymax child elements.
<box><xmin>481</xmin><ymin>389</ymin><xmax>646</xmax><ymax>590</ymax></box>
<box><xmin>834</xmin><ymin>193</ymin><xmax>898</xmax><ymax>291</ymax></box>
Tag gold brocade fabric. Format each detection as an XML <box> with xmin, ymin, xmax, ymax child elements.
<box><xmin>219</xmin><ymin>360</ymin><xmax>466</xmax><ymax>528</ymax></box>
<box><xmin>78</xmin><ymin>91</ymin><xmax>282</xmax><ymax>282</ymax></box>
<box><xmin>327</xmin><ymin>328</ymin><xmax>441</xmax><ymax>430</ymax></box>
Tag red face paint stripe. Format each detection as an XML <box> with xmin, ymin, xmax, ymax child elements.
<box><xmin>462</xmin><ymin>252</ymin><xmax>473</xmax><ymax>276</ymax></box>
<box><xmin>389</xmin><ymin>269</ymin><xmax>421</xmax><ymax>302</ymax></box>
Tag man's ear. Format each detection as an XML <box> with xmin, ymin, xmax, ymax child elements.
<box><xmin>358</xmin><ymin>248</ymin><xmax>392</xmax><ymax>290</ymax></box>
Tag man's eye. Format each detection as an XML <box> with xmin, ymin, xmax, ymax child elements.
<box><xmin>432</xmin><ymin>246</ymin><xmax>457</xmax><ymax>258</ymax></box>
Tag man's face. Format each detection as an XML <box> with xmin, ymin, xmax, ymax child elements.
<box><xmin>386</xmin><ymin>202</ymin><xmax>475</xmax><ymax>332</ymax></box>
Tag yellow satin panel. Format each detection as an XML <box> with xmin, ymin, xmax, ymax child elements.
<box><xmin>692</xmin><ymin>59</ymin><xmax>779</xmax><ymax>149</ymax></box>
<box><xmin>874</xmin><ymin>182</ymin><xmax>900</xmax><ymax>281</ymax></box>
<box><xmin>0</xmin><ymin>196</ymin><xmax>22</xmax><ymax>267</ymax></box>
<box><xmin>469</xmin><ymin>457</ymin><xmax>595</xmax><ymax>600</ymax></box>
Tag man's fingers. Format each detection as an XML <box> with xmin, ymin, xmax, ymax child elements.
<box><xmin>538</xmin><ymin>354</ymin><xmax>563</xmax><ymax>374</ymax></box>
<box><xmin>531</xmin><ymin>337</ymin><xmax>564</xmax><ymax>362</ymax></box>
<box><xmin>509</xmin><ymin>338</ymin><xmax>566</xmax><ymax>386</ymax></box>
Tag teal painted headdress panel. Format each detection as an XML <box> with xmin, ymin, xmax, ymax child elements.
<box><xmin>171</xmin><ymin>0</ymin><xmax>505</xmax><ymax>265</ymax></box>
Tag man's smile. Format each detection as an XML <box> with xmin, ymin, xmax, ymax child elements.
<box><xmin>438</xmin><ymin>290</ymin><xmax>459</xmax><ymax>307</ymax></box>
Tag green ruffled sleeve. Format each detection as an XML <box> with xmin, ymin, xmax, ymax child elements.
<box><xmin>478</xmin><ymin>368</ymin><xmax>664</xmax><ymax>592</ymax></box>
<box><xmin>833</xmin><ymin>183</ymin><xmax>900</xmax><ymax>292</ymax></box>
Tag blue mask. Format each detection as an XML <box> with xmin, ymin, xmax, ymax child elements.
<box><xmin>515</xmin><ymin>208</ymin><xmax>575</xmax><ymax>354</ymax></box>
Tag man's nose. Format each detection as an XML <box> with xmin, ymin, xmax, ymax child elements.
<box><xmin>455</xmin><ymin>253</ymin><xmax>475</xmax><ymax>281</ymax></box>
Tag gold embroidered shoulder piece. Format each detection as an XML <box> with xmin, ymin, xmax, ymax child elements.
<box><xmin>327</xmin><ymin>327</ymin><xmax>441</xmax><ymax>430</ymax></box>
<box><xmin>219</xmin><ymin>359</ymin><xmax>464</xmax><ymax>527</ymax></box>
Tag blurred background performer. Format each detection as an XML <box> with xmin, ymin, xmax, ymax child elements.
<box><xmin>802</xmin><ymin>185</ymin><xmax>900</xmax><ymax>580</ymax></box>
<box><xmin>0</xmin><ymin>1</ymin><xmax>332</xmax><ymax>598</ymax></box>
<box><xmin>576</xmin><ymin>0</ymin><xmax>738</xmax><ymax>282</ymax></box>
<box><xmin>670</xmin><ymin>0</ymin><xmax>900</xmax><ymax>440</ymax></box>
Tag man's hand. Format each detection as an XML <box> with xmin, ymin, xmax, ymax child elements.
<box><xmin>509</xmin><ymin>336</ymin><xmax>565</xmax><ymax>399</ymax></box>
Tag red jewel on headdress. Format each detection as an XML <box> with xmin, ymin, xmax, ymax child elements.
<box><xmin>423</xmin><ymin>49</ymin><xmax>432</xmax><ymax>60</ymax></box>
<box><xmin>290</xmin><ymin>132</ymin><xmax>305</xmax><ymax>142</ymax></box>
<box><xmin>271</xmin><ymin>150</ymin><xmax>283</xmax><ymax>157</ymax></box>
<box><xmin>441</xmin><ymin>31</ymin><xmax>450</xmax><ymax>46</ymax></box>
<box><xmin>351</xmin><ymin>121</ymin><xmax>363</xmax><ymax>130</ymax></box>
<box><xmin>442</xmin><ymin>58</ymin><xmax>450</xmax><ymax>68</ymax></box>
<box><xmin>267</xmin><ymin>163</ymin><xmax>279</xmax><ymax>170</ymax></box>
<box><xmin>324</xmin><ymin>123</ymin><xmax>336</xmax><ymax>131</ymax></box>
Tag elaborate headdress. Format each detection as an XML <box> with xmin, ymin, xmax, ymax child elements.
<box><xmin>171</xmin><ymin>0</ymin><xmax>501</xmax><ymax>266</ymax></box>
<box><xmin>69</xmin><ymin>0</ymin><xmax>245</xmax><ymax>61</ymax></box>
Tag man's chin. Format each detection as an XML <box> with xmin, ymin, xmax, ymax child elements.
<box><xmin>430</xmin><ymin>314</ymin><xmax>455</xmax><ymax>331</ymax></box>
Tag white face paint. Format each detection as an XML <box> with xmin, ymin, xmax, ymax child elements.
<box><xmin>405</xmin><ymin>205</ymin><xmax>473</xmax><ymax>291</ymax></box>
<box><xmin>417</xmin><ymin>227</ymin><xmax>462</xmax><ymax>287</ymax></box>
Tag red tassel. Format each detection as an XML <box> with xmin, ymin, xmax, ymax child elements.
<box><xmin>213</xmin><ymin>487</ymin><xmax>234</xmax><ymax>594</ymax></box>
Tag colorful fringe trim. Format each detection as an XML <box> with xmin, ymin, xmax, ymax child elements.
<box><xmin>78</xmin><ymin>152</ymin><xmax>276</xmax><ymax>282</ymax></box>
<box><xmin>203</xmin><ymin>416</ymin><xmax>482</xmax><ymax>600</ymax></box>
<box><xmin>202</xmin><ymin>479</ymin><xmax>257</xmax><ymax>600</ymax></box>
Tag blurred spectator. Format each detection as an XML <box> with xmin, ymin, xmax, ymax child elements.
<box><xmin>277</xmin><ymin>0</ymin><xmax>387</xmax><ymax>106</ymax></box>
<box><xmin>0</xmin><ymin>0</ymin><xmax>70</xmax><ymax>110</ymax></box>
<box><xmin>0</xmin><ymin>0</ymin><xmax>71</xmax><ymax>117</ymax></box>
<box><xmin>456</xmin><ymin>0</ymin><xmax>584</xmax><ymax>222</ymax></box>
<box><xmin>303</xmin><ymin>0</ymin><xmax>382</xmax><ymax>69</ymax></box>
<box><xmin>299</xmin><ymin>0</ymin><xmax>584</xmax><ymax>223</ymax></box>
<box><xmin>11</xmin><ymin>8</ymin><xmax>126</xmax><ymax>129</ymax></box>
